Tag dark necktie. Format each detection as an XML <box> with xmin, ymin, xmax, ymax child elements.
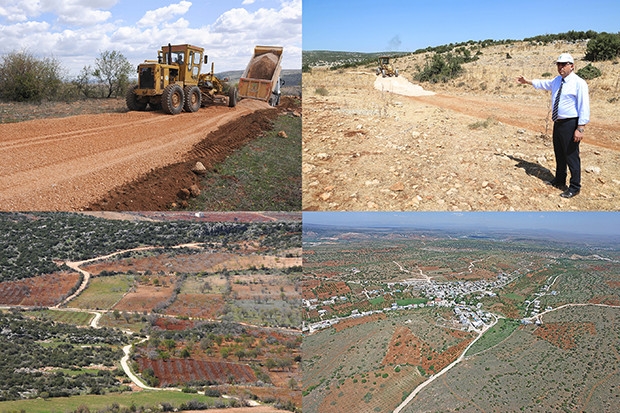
<box><xmin>552</xmin><ymin>80</ymin><xmax>564</xmax><ymax>121</ymax></box>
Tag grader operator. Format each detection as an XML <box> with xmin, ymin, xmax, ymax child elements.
<box><xmin>126</xmin><ymin>44</ymin><xmax>236</xmax><ymax>115</ymax></box>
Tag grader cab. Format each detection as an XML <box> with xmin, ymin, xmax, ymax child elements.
<box><xmin>127</xmin><ymin>44</ymin><xmax>236</xmax><ymax>115</ymax></box>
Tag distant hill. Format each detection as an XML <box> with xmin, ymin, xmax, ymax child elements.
<box><xmin>303</xmin><ymin>50</ymin><xmax>410</xmax><ymax>68</ymax></box>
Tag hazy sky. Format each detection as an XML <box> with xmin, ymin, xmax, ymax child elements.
<box><xmin>0</xmin><ymin>0</ymin><xmax>301</xmax><ymax>76</ymax></box>
<box><xmin>303</xmin><ymin>212</ymin><xmax>620</xmax><ymax>237</ymax></box>
<box><xmin>303</xmin><ymin>0</ymin><xmax>620</xmax><ymax>52</ymax></box>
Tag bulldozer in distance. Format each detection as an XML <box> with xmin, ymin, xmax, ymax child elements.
<box><xmin>126</xmin><ymin>44</ymin><xmax>236</xmax><ymax>115</ymax></box>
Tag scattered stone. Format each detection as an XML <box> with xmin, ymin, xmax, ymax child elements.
<box><xmin>316</xmin><ymin>153</ymin><xmax>330</xmax><ymax>160</ymax></box>
<box><xmin>585</xmin><ymin>166</ymin><xmax>601</xmax><ymax>174</ymax></box>
<box><xmin>189</xmin><ymin>184</ymin><xmax>201</xmax><ymax>197</ymax></box>
<box><xmin>390</xmin><ymin>182</ymin><xmax>405</xmax><ymax>191</ymax></box>
<box><xmin>278</xmin><ymin>130</ymin><xmax>288</xmax><ymax>138</ymax></box>
<box><xmin>191</xmin><ymin>161</ymin><xmax>207</xmax><ymax>175</ymax></box>
<box><xmin>319</xmin><ymin>192</ymin><xmax>331</xmax><ymax>201</ymax></box>
<box><xmin>177</xmin><ymin>188</ymin><xmax>191</xmax><ymax>200</ymax></box>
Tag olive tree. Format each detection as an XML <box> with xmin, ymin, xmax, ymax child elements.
<box><xmin>92</xmin><ymin>50</ymin><xmax>133</xmax><ymax>98</ymax></box>
<box><xmin>0</xmin><ymin>51</ymin><xmax>63</xmax><ymax>102</ymax></box>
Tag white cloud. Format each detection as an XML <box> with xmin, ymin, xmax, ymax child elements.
<box><xmin>137</xmin><ymin>1</ymin><xmax>192</xmax><ymax>28</ymax></box>
<box><xmin>0</xmin><ymin>0</ymin><xmax>301</xmax><ymax>75</ymax></box>
<box><xmin>242</xmin><ymin>0</ymin><xmax>256</xmax><ymax>4</ymax></box>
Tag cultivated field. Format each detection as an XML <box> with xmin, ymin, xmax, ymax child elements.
<box><xmin>303</xmin><ymin>40</ymin><xmax>620</xmax><ymax>211</ymax></box>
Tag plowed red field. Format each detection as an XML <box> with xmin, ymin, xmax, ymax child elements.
<box><xmin>136</xmin><ymin>357</ymin><xmax>257</xmax><ymax>387</ymax></box>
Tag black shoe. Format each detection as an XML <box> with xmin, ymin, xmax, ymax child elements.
<box><xmin>560</xmin><ymin>189</ymin><xmax>580</xmax><ymax>198</ymax></box>
<box><xmin>546</xmin><ymin>179</ymin><xmax>567</xmax><ymax>190</ymax></box>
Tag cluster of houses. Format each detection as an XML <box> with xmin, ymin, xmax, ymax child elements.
<box><xmin>418</xmin><ymin>273</ymin><xmax>514</xmax><ymax>301</ymax></box>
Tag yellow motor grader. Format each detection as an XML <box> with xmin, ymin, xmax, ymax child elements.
<box><xmin>126</xmin><ymin>44</ymin><xmax>236</xmax><ymax>115</ymax></box>
<box><xmin>376</xmin><ymin>56</ymin><xmax>399</xmax><ymax>77</ymax></box>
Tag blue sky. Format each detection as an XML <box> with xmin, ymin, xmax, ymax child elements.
<box><xmin>303</xmin><ymin>212</ymin><xmax>620</xmax><ymax>238</ymax></box>
<box><xmin>303</xmin><ymin>0</ymin><xmax>620</xmax><ymax>52</ymax></box>
<box><xmin>0</xmin><ymin>0</ymin><xmax>301</xmax><ymax>76</ymax></box>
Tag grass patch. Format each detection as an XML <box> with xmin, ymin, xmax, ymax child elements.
<box><xmin>465</xmin><ymin>318</ymin><xmax>520</xmax><ymax>357</ymax></box>
<box><xmin>24</xmin><ymin>309</ymin><xmax>94</xmax><ymax>326</ymax></box>
<box><xmin>0</xmin><ymin>391</ymin><xmax>229</xmax><ymax>413</ymax></box>
<box><xmin>468</xmin><ymin>117</ymin><xmax>497</xmax><ymax>129</ymax></box>
<box><xmin>396</xmin><ymin>298</ymin><xmax>427</xmax><ymax>306</ymax></box>
<box><xmin>68</xmin><ymin>274</ymin><xmax>133</xmax><ymax>310</ymax></box>
<box><xmin>369</xmin><ymin>296</ymin><xmax>385</xmax><ymax>306</ymax></box>
<box><xmin>190</xmin><ymin>113</ymin><xmax>301</xmax><ymax>211</ymax></box>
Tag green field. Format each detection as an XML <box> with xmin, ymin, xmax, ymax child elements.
<box><xmin>465</xmin><ymin>318</ymin><xmax>521</xmax><ymax>357</ymax></box>
<box><xmin>396</xmin><ymin>298</ymin><xmax>428</xmax><ymax>306</ymax></box>
<box><xmin>0</xmin><ymin>391</ymin><xmax>230</xmax><ymax>413</ymax></box>
<box><xmin>67</xmin><ymin>274</ymin><xmax>133</xmax><ymax>310</ymax></box>
<box><xmin>24</xmin><ymin>309</ymin><xmax>94</xmax><ymax>326</ymax></box>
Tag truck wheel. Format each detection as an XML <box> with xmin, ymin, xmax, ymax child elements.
<box><xmin>126</xmin><ymin>85</ymin><xmax>147</xmax><ymax>111</ymax></box>
<box><xmin>395</xmin><ymin>70</ymin><xmax>399</xmax><ymax>77</ymax></box>
<box><xmin>382</xmin><ymin>69</ymin><xmax>386</xmax><ymax>78</ymax></box>
<box><xmin>228</xmin><ymin>87</ymin><xmax>237</xmax><ymax>108</ymax></box>
<box><xmin>184</xmin><ymin>86</ymin><xmax>201</xmax><ymax>112</ymax></box>
<box><xmin>162</xmin><ymin>84</ymin><xmax>184</xmax><ymax>115</ymax></box>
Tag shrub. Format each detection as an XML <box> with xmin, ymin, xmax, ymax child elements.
<box><xmin>577</xmin><ymin>63</ymin><xmax>602</xmax><ymax>80</ymax></box>
<box><xmin>414</xmin><ymin>53</ymin><xmax>464</xmax><ymax>83</ymax></box>
<box><xmin>585</xmin><ymin>32</ymin><xmax>620</xmax><ymax>61</ymax></box>
<box><xmin>315</xmin><ymin>87</ymin><xmax>328</xmax><ymax>96</ymax></box>
<box><xmin>0</xmin><ymin>51</ymin><xmax>63</xmax><ymax>102</ymax></box>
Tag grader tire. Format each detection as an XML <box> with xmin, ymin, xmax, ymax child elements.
<box><xmin>162</xmin><ymin>84</ymin><xmax>184</xmax><ymax>115</ymax></box>
<box><xmin>126</xmin><ymin>85</ymin><xmax>147</xmax><ymax>111</ymax></box>
<box><xmin>228</xmin><ymin>87</ymin><xmax>237</xmax><ymax>108</ymax></box>
<box><xmin>184</xmin><ymin>86</ymin><xmax>201</xmax><ymax>112</ymax></box>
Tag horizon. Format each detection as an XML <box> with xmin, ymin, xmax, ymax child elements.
<box><xmin>303</xmin><ymin>212</ymin><xmax>620</xmax><ymax>239</ymax></box>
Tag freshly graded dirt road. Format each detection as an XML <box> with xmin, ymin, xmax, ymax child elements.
<box><xmin>0</xmin><ymin>99</ymin><xmax>271</xmax><ymax>211</ymax></box>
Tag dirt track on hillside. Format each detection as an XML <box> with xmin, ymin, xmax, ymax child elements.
<box><xmin>303</xmin><ymin>70</ymin><xmax>620</xmax><ymax>211</ymax></box>
<box><xmin>0</xmin><ymin>99</ymin><xmax>271</xmax><ymax>211</ymax></box>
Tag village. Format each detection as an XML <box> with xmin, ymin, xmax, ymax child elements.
<box><xmin>302</xmin><ymin>270</ymin><xmax>532</xmax><ymax>334</ymax></box>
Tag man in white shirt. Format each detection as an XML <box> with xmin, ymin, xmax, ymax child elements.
<box><xmin>517</xmin><ymin>53</ymin><xmax>590</xmax><ymax>198</ymax></box>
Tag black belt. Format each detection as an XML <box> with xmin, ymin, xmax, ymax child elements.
<box><xmin>554</xmin><ymin>117</ymin><xmax>578</xmax><ymax>123</ymax></box>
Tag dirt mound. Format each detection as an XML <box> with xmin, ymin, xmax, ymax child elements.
<box><xmin>247</xmin><ymin>52</ymin><xmax>278</xmax><ymax>80</ymax></box>
<box><xmin>374</xmin><ymin>75</ymin><xmax>435</xmax><ymax>96</ymax></box>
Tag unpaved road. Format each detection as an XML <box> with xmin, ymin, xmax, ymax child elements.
<box><xmin>0</xmin><ymin>99</ymin><xmax>271</xmax><ymax>211</ymax></box>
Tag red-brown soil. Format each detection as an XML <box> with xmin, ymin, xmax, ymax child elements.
<box><xmin>164</xmin><ymin>293</ymin><xmax>226</xmax><ymax>319</ymax></box>
<box><xmin>382</xmin><ymin>325</ymin><xmax>473</xmax><ymax>374</ymax></box>
<box><xmin>113</xmin><ymin>282</ymin><xmax>177</xmax><ymax>313</ymax></box>
<box><xmin>533</xmin><ymin>321</ymin><xmax>596</xmax><ymax>350</ymax></box>
<box><xmin>153</xmin><ymin>317</ymin><xmax>195</xmax><ymax>331</ymax></box>
<box><xmin>0</xmin><ymin>98</ymin><xmax>277</xmax><ymax>211</ymax></box>
<box><xmin>136</xmin><ymin>357</ymin><xmax>257</xmax><ymax>387</ymax></box>
<box><xmin>0</xmin><ymin>271</ymin><xmax>81</xmax><ymax>306</ymax></box>
<box><xmin>333</xmin><ymin>313</ymin><xmax>385</xmax><ymax>332</ymax></box>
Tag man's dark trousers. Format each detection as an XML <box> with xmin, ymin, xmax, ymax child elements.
<box><xmin>552</xmin><ymin>118</ymin><xmax>580</xmax><ymax>192</ymax></box>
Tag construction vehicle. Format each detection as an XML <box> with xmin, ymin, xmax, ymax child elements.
<box><xmin>126</xmin><ymin>44</ymin><xmax>236</xmax><ymax>115</ymax></box>
<box><xmin>376</xmin><ymin>56</ymin><xmax>399</xmax><ymax>77</ymax></box>
<box><xmin>238</xmin><ymin>46</ymin><xmax>284</xmax><ymax>106</ymax></box>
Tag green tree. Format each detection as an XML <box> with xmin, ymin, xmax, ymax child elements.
<box><xmin>585</xmin><ymin>32</ymin><xmax>620</xmax><ymax>61</ymax></box>
<box><xmin>93</xmin><ymin>50</ymin><xmax>133</xmax><ymax>98</ymax></box>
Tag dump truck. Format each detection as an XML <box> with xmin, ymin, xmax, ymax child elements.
<box><xmin>237</xmin><ymin>46</ymin><xmax>284</xmax><ymax>106</ymax></box>
<box><xmin>376</xmin><ymin>56</ymin><xmax>398</xmax><ymax>77</ymax></box>
<box><xmin>126</xmin><ymin>44</ymin><xmax>236</xmax><ymax>115</ymax></box>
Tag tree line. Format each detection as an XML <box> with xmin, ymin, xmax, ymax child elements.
<box><xmin>0</xmin><ymin>49</ymin><xmax>133</xmax><ymax>103</ymax></box>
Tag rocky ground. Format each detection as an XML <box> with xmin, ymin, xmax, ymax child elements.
<box><xmin>302</xmin><ymin>41</ymin><xmax>620</xmax><ymax>211</ymax></box>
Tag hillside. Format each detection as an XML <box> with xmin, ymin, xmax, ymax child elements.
<box><xmin>302</xmin><ymin>38</ymin><xmax>620</xmax><ymax>211</ymax></box>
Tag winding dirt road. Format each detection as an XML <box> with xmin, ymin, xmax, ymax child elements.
<box><xmin>0</xmin><ymin>99</ymin><xmax>271</xmax><ymax>211</ymax></box>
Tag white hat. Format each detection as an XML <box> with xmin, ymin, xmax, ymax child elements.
<box><xmin>556</xmin><ymin>53</ymin><xmax>574</xmax><ymax>64</ymax></box>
